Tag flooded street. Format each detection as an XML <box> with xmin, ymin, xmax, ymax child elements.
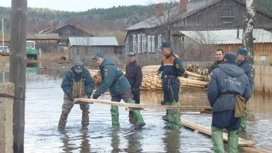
<box><xmin>1</xmin><ymin>70</ymin><xmax>271</xmax><ymax>152</ymax></box>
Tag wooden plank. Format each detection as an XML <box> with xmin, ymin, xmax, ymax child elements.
<box><xmin>74</xmin><ymin>98</ymin><xmax>211</xmax><ymax>110</ymax></box>
<box><xmin>181</xmin><ymin>119</ymin><xmax>255</xmax><ymax>147</ymax></box>
<box><xmin>240</xmin><ymin>147</ymin><xmax>262</xmax><ymax>153</ymax></box>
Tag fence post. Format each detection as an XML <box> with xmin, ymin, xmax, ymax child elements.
<box><xmin>0</xmin><ymin>82</ymin><xmax>14</xmax><ymax>153</ymax></box>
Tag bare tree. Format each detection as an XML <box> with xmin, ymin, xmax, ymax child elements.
<box><xmin>242</xmin><ymin>0</ymin><xmax>255</xmax><ymax>64</ymax></box>
<box><xmin>145</xmin><ymin>0</ymin><xmax>180</xmax><ymax>41</ymax></box>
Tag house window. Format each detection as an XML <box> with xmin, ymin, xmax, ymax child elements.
<box><xmin>142</xmin><ymin>34</ymin><xmax>146</xmax><ymax>53</ymax></box>
<box><xmin>132</xmin><ymin>34</ymin><xmax>136</xmax><ymax>52</ymax></box>
<box><xmin>151</xmin><ymin>35</ymin><xmax>155</xmax><ymax>53</ymax></box>
<box><xmin>158</xmin><ymin>34</ymin><xmax>162</xmax><ymax>50</ymax></box>
<box><xmin>221</xmin><ymin>8</ymin><xmax>234</xmax><ymax>25</ymax></box>
<box><xmin>137</xmin><ymin>34</ymin><xmax>141</xmax><ymax>53</ymax></box>
<box><xmin>147</xmin><ymin>35</ymin><xmax>151</xmax><ymax>53</ymax></box>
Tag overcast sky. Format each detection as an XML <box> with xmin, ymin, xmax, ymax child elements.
<box><xmin>0</xmin><ymin>0</ymin><xmax>155</xmax><ymax>12</ymax></box>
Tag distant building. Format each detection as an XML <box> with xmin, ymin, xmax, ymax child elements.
<box><xmin>68</xmin><ymin>37</ymin><xmax>124</xmax><ymax>61</ymax></box>
<box><xmin>125</xmin><ymin>0</ymin><xmax>272</xmax><ymax>63</ymax></box>
<box><xmin>179</xmin><ymin>29</ymin><xmax>272</xmax><ymax>61</ymax></box>
<box><xmin>40</xmin><ymin>24</ymin><xmax>93</xmax><ymax>46</ymax></box>
<box><xmin>27</xmin><ymin>33</ymin><xmax>60</xmax><ymax>52</ymax></box>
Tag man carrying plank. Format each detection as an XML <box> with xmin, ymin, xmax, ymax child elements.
<box><xmin>92</xmin><ymin>52</ymin><xmax>145</xmax><ymax>130</ymax></box>
<box><xmin>208</xmin><ymin>52</ymin><xmax>251</xmax><ymax>153</ymax></box>
<box><xmin>58</xmin><ymin>60</ymin><xmax>94</xmax><ymax>130</ymax></box>
<box><xmin>158</xmin><ymin>41</ymin><xmax>185</xmax><ymax>129</ymax></box>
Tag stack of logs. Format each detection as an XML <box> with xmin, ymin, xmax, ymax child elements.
<box><xmin>141</xmin><ymin>65</ymin><xmax>209</xmax><ymax>91</ymax></box>
<box><xmin>90</xmin><ymin>64</ymin><xmax>209</xmax><ymax>90</ymax></box>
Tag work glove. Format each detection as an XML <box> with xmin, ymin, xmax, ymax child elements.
<box><xmin>92</xmin><ymin>93</ymin><xmax>99</xmax><ymax>99</ymax></box>
<box><xmin>87</xmin><ymin>93</ymin><xmax>91</xmax><ymax>99</ymax></box>
<box><xmin>68</xmin><ymin>94</ymin><xmax>74</xmax><ymax>102</ymax></box>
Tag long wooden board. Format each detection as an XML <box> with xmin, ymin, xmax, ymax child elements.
<box><xmin>74</xmin><ymin>98</ymin><xmax>211</xmax><ymax>110</ymax></box>
<box><xmin>181</xmin><ymin>119</ymin><xmax>255</xmax><ymax>147</ymax></box>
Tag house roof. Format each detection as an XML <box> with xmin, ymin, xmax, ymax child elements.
<box><xmin>126</xmin><ymin>0</ymin><xmax>219</xmax><ymax>31</ymax></box>
<box><xmin>180</xmin><ymin>29</ymin><xmax>272</xmax><ymax>44</ymax></box>
<box><xmin>126</xmin><ymin>0</ymin><xmax>272</xmax><ymax>31</ymax></box>
<box><xmin>39</xmin><ymin>24</ymin><xmax>92</xmax><ymax>36</ymax></box>
<box><xmin>27</xmin><ymin>33</ymin><xmax>60</xmax><ymax>40</ymax></box>
<box><xmin>69</xmin><ymin>37</ymin><xmax>119</xmax><ymax>46</ymax></box>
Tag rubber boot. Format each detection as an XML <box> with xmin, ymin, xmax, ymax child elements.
<box><xmin>240</xmin><ymin>109</ymin><xmax>247</xmax><ymax>130</ymax></box>
<box><xmin>129</xmin><ymin>111</ymin><xmax>136</xmax><ymax>124</ymax></box>
<box><xmin>58</xmin><ymin>112</ymin><xmax>68</xmax><ymax>130</ymax></box>
<box><xmin>81</xmin><ymin>110</ymin><xmax>89</xmax><ymax>129</ymax></box>
<box><xmin>111</xmin><ymin>106</ymin><xmax>120</xmax><ymax>128</ymax></box>
<box><xmin>165</xmin><ymin>102</ymin><xmax>181</xmax><ymax>130</ymax></box>
<box><xmin>228</xmin><ymin>130</ymin><xmax>239</xmax><ymax>153</ymax></box>
<box><xmin>162</xmin><ymin>110</ymin><xmax>169</xmax><ymax>122</ymax></box>
<box><xmin>133</xmin><ymin>110</ymin><xmax>145</xmax><ymax>130</ymax></box>
<box><xmin>211</xmin><ymin>126</ymin><xmax>225</xmax><ymax>153</ymax></box>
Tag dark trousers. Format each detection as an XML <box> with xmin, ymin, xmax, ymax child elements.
<box><xmin>111</xmin><ymin>89</ymin><xmax>134</xmax><ymax>102</ymax></box>
<box><xmin>162</xmin><ymin>78</ymin><xmax>180</xmax><ymax>103</ymax></box>
<box><xmin>132</xmin><ymin>89</ymin><xmax>140</xmax><ymax>104</ymax></box>
<box><xmin>212</xmin><ymin>110</ymin><xmax>241</xmax><ymax>131</ymax></box>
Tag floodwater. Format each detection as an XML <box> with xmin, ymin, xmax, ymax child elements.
<box><xmin>1</xmin><ymin>67</ymin><xmax>272</xmax><ymax>153</ymax></box>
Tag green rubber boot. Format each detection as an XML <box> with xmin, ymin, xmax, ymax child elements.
<box><xmin>110</xmin><ymin>106</ymin><xmax>120</xmax><ymax>128</ymax></box>
<box><xmin>228</xmin><ymin>130</ymin><xmax>239</xmax><ymax>153</ymax></box>
<box><xmin>240</xmin><ymin>109</ymin><xmax>247</xmax><ymax>130</ymax></box>
<box><xmin>211</xmin><ymin>126</ymin><xmax>225</xmax><ymax>153</ymax></box>
<box><xmin>165</xmin><ymin>102</ymin><xmax>181</xmax><ymax>130</ymax></box>
<box><xmin>133</xmin><ymin>110</ymin><xmax>145</xmax><ymax>130</ymax></box>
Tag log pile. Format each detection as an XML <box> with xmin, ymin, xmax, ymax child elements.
<box><xmin>90</xmin><ymin>64</ymin><xmax>209</xmax><ymax>91</ymax></box>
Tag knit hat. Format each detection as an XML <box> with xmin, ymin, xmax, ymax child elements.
<box><xmin>224</xmin><ymin>52</ymin><xmax>237</xmax><ymax>63</ymax></box>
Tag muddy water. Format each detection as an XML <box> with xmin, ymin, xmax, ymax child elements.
<box><xmin>1</xmin><ymin>68</ymin><xmax>271</xmax><ymax>152</ymax></box>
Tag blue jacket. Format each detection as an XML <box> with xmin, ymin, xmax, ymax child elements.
<box><xmin>61</xmin><ymin>67</ymin><xmax>94</xmax><ymax>97</ymax></box>
<box><xmin>237</xmin><ymin>60</ymin><xmax>254</xmax><ymax>90</ymax></box>
<box><xmin>158</xmin><ymin>52</ymin><xmax>185</xmax><ymax>78</ymax></box>
<box><xmin>94</xmin><ymin>58</ymin><xmax>131</xmax><ymax>96</ymax></box>
<box><xmin>208</xmin><ymin>63</ymin><xmax>251</xmax><ymax>112</ymax></box>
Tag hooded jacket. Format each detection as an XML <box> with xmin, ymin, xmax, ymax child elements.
<box><xmin>95</xmin><ymin>58</ymin><xmax>131</xmax><ymax>96</ymax></box>
<box><xmin>208</xmin><ymin>62</ymin><xmax>251</xmax><ymax>112</ymax></box>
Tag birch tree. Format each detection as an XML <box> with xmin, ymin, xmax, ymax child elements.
<box><xmin>242</xmin><ymin>0</ymin><xmax>255</xmax><ymax>64</ymax></box>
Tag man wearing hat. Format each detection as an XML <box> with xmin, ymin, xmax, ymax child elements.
<box><xmin>158</xmin><ymin>41</ymin><xmax>185</xmax><ymax>129</ymax></box>
<box><xmin>92</xmin><ymin>52</ymin><xmax>145</xmax><ymax>130</ymax></box>
<box><xmin>58</xmin><ymin>60</ymin><xmax>94</xmax><ymax>130</ymax></box>
<box><xmin>125</xmin><ymin>52</ymin><xmax>142</xmax><ymax>104</ymax></box>
<box><xmin>236</xmin><ymin>48</ymin><xmax>254</xmax><ymax>130</ymax></box>
<box><xmin>208</xmin><ymin>52</ymin><xmax>251</xmax><ymax>153</ymax></box>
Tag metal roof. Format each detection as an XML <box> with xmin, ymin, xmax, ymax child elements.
<box><xmin>126</xmin><ymin>0</ymin><xmax>219</xmax><ymax>31</ymax></box>
<box><xmin>69</xmin><ymin>37</ymin><xmax>119</xmax><ymax>46</ymax></box>
<box><xmin>180</xmin><ymin>29</ymin><xmax>272</xmax><ymax>44</ymax></box>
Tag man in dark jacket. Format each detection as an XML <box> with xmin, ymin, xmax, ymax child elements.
<box><xmin>236</xmin><ymin>48</ymin><xmax>254</xmax><ymax>130</ymax></box>
<box><xmin>92</xmin><ymin>52</ymin><xmax>145</xmax><ymax>130</ymax></box>
<box><xmin>208</xmin><ymin>49</ymin><xmax>224</xmax><ymax>74</ymax></box>
<box><xmin>58</xmin><ymin>60</ymin><xmax>94</xmax><ymax>130</ymax></box>
<box><xmin>158</xmin><ymin>41</ymin><xmax>185</xmax><ymax>129</ymax></box>
<box><xmin>208</xmin><ymin>52</ymin><xmax>251</xmax><ymax>153</ymax></box>
<box><xmin>125</xmin><ymin>52</ymin><xmax>142</xmax><ymax>104</ymax></box>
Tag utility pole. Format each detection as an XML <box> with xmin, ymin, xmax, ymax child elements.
<box><xmin>242</xmin><ymin>0</ymin><xmax>255</xmax><ymax>64</ymax></box>
<box><xmin>2</xmin><ymin>18</ymin><xmax>4</xmax><ymax>46</ymax></box>
<box><xmin>9</xmin><ymin>0</ymin><xmax>27</xmax><ymax>152</ymax></box>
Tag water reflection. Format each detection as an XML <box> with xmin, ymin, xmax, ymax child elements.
<box><xmin>59</xmin><ymin>129</ymin><xmax>91</xmax><ymax>153</ymax></box>
<box><xmin>26</xmin><ymin>63</ymin><xmax>39</xmax><ymax>74</ymax></box>
<box><xmin>0</xmin><ymin>71</ymin><xmax>9</xmax><ymax>83</ymax></box>
<box><xmin>163</xmin><ymin>129</ymin><xmax>181</xmax><ymax>153</ymax></box>
<box><xmin>111</xmin><ymin>130</ymin><xmax>121</xmax><ymax>153</ymax></box>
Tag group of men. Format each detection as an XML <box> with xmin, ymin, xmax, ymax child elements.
<box><xmin>57</xmin><ymin>40</ymin><xmax>254</xmax><ymax>152</ymax></box>
<box><xmin>57</xmin><ymin>41</ymin><xmax>185</xmax><ymax>131</ymax></box>
<box><xmin>208</xmin><ymin>48</ymin><xmax>254</xmax><ymax>153</ymax></box>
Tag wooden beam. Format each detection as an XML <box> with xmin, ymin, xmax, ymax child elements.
<box><xmin>74</xmin><ymin>98</ymin><xmax>211</xmax><ymax>110</ymax></box>
<box><xmin>240</xmin><ymin>147</ymin><xmax>262</xmax><ymax>153</ymax></box>
<box><xmin>10</xmin><ymin>0</ymin><xmax>27</xmax><ymax>152</ymax></box>
<box><xmin>181</xmin><ymin>119</ymin><xmax>255</xmax><ymax>147</ymax></box>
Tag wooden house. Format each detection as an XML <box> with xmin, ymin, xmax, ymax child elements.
<box><xmin>27</xmin><ymin>33</ymin><xmax>60</xmax><ymax>52</ymax></box>
<box><xmin>125</xmin><ymin>0</ymin><xmax>272</xmax><ymax>64</ymax></box>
